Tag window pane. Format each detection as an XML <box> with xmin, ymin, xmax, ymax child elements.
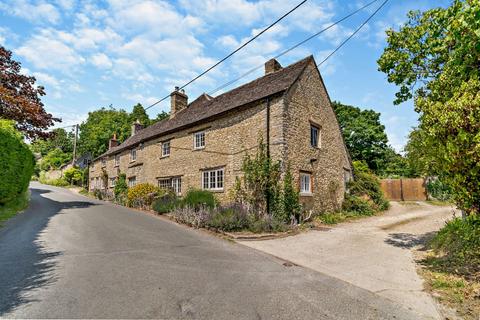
<box><xmin>217</xmin><ymin>169</ymin><xmax>223</xmax><ymax>188</ymax></box>
<box><xmin>311</xmin><ymin>126</ymin><xmax>318</xmax><ymax>147</ymax></box>
<box><xmin>203</xmin><ymin>172</ymin><xmax>209</xmax><ymax>189</ymax></box>
<box><xmin>209</xmin><ymin>171</ymin><xmax>216</xmax><ymax>188</ymax></box>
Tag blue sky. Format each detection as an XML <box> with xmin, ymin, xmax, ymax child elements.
<box><xmin>0</xmin><ymin>0</ymin><xmax>450</xmax><ymax>151</ymax></box>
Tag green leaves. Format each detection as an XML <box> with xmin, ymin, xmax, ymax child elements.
<box><xmin>379</xmin><ymin>0</ymin><xmax>480</xmax><ymax>214</ymax></box>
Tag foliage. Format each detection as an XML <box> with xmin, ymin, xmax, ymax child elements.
<box><xmin>234</xmin><ymin>136</ymin><xmax>300</xmax><ymax>224</ymax></box>
<box><xmin>129</xmin><ymin>103</ymin><xmax>150</xmax><ymax>127</ymax></box>
<box><xmin>152</xmin><ymin>192</ymin><xmax>178</xmax><ymax>214</ymax></box>
<box><xmin>427</xmin><ymin>179</ymin><xmax>453</xmax><ymax>201</ymax></box>
<box><xmin>78</xmin><ymin>106</ymin><xmax>131</xmax><ymax>158</ymax></box>
<box><xmin>126</xmin><ymin>183</ymin><xmax>161</xmax><ymax>208</ymax></box>
<box><xmin>208</xmin><ymin>204</ymin><xmax>250</xmax><ymax>231</ymax></box>
<box><xmin>377</xmin><ymin>0</ymin><xmax>480</xmax><ymax>214</ymax></box>
<box><xmin>0</xmin><ymin>46</ymin><xmax>59</xmax><ymax>139</ymax></box>
<box><xmin>332</xmin><ymin>101</ymin><xmax>390</xmax><ymax>172</ymax></box>
<box><xmin>0</xmin><ymin>190</ymin><xmax>29</xmax><ymax>226</ymax></box>
<box><xmin>342</xmin><ymin>193</ymin><xmax>375</xmax><ymax>216</ymax></box>
<box><xmin>113</xmin><ymin>173</ymin><xmax>128</xmax><ymax>203</ymax></box>
<box><xmin>349</xmin><ymin>161</ymin><xmax>390</xmax><ymax>211</ymax></box>
<box><xmin>0</xmin><ymin>120</ymin><xmax>35</xmax><ymax>205</ymax></box>
<box><xmin>170</xmin><ymin>206</ymin><xmax>212</xmax><ymax>228</ymax></box>
<box><xmin>280</xmin><ymin>169</ymin><xmax>301</xmax><ymax>223</ymax></box>
<box><xmin>181</xmin><ymin>189</ymin><xmax>217</xmax><ymax>210</ymax></box>
<box><xmin>430</xmin><ymin>214</ymin><xmax>480</xmax><ymax>278</ymax></box>
<box><xmin>63</xmin><ymin>167</ymin><xmax>83</xmax><ymax>185</ymax></box>
<box><xmin>31</xmin><ymin>128</ymin><xmax>74</xmax><ymax>156</ymax></box>
<box><xmin>38</xmin><ymin>172</ymin><xmax>69</xmax><ymax>187</ymax></box>
<box><xmin>154</xmin><ymin>111</ymin><xmax>169</xmax><ymax>123</ymax></box>
<box><xmin>39</xmin><ymin>148</ymin><xmax>71</xmax><ymax>171</ymax></box>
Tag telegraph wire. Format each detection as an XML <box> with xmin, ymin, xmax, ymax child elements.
<box><xmin>209</xmin><ymin>0</ymin><xmax>382</xmax><ymax>95</ymax></box>
<box><xmin>145</xmin><ymin>0</ymin><xmax>308</xmax><ymax>111</ymax></box>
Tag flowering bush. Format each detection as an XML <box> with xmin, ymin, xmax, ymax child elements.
<box><xmin>127</xmin><ymin>183</ymin><xmax>161</xmax><ymax>208</ymax></box>
<box><xmin>170</xmin><ymin>206</ymin><xmax>211</xmax><ymax>228</ymax></box>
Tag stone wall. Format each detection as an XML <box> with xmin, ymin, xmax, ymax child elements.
<box><xmin>283</xmin><ymin>62</ymin><xmax>352</xmax><ymax>212</ymax></box>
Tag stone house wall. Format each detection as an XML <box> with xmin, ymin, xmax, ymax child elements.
<box><xmin>283</xmin><ymin>62</ymin><xmax>352</xmax><ymax>212</ymax></box>
<box><xmin>89</xmin><ymin>95</ymin><xmax>285</xmax><ymax>203</ymax></box>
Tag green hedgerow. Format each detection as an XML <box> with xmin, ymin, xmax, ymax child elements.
<box><xmin>0</xmin><ymin>120</ymin><xmax>35</xmax><ymax>205</ymax></box>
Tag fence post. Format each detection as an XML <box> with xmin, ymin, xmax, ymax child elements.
<box><xmin>400</xmin><ymin>178</ymin><xmax>404</xmax><ymax>201</ymax></box>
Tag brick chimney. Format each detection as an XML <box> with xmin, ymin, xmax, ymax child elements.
<box><xmin>131</xmin><ymin>120</ymin><xmax>144</xmax><ymax>136</ymax></box>
<box><xmin>170</xmin><ymin>86</ymin><xmax>188</xmax><ymax>118</ymax></box>
<box><xmin>265</xmin><ymin>58</ymin><xmax>282</xmax><ymax>75</ymax></box>
<box><xmin>109</xmin><ymin>133</ymin><xmax>119</xmax><ymax>149</ymax></box>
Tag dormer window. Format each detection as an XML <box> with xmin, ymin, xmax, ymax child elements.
<box><xmin>130</xmin><ymin>148</ymin><xmax>137</xmax><ymax>162</ymax></box>
<box><xmin>194</xmin><ymin>131</ymin><xmax>205</xmax><ymax>149</ymax></box>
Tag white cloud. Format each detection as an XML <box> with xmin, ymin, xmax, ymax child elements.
<box><xmin>0</xmin><ymin>0</ymin><xmax>61</xmax><ymax>24</ymax></box>
<box><xmin>90</xmin><ymin>53</ymin><xmax>112</xmax><ymax>69</ymax></box>
<box><xmin>16</xmin><ymin>31</ymin><xmax>85</xmax><ymax>72</ymax></box>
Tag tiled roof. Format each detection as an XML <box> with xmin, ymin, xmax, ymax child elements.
<box><xmin>100</xmin><ymin>55</ymin><xmax>313</xmax><ymax>158</ymax></box>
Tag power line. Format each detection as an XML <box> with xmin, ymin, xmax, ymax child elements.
<box><xmin>209</xmin><ymin>0</ymin><xmax>381</xmax><ymax>95</ymax></box>
<box><xmin>145</xmin><ymin>0</ymin><xmax>308</xmax><ymax>111</ymax></box>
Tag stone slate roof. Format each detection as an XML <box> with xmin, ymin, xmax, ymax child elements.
<box><xmin>100</xmin><ymin>55</ymin><xmax>313</xmax><ymax>158</ymax></box>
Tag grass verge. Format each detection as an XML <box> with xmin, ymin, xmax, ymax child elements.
<box><xmin>0</xmin><ymin>191</ymin><xmax>29</xmax><ymax>226</ymax></box>
<box><xmin>419</xmin><ymin>253</ymin><xmax>480</xmax><ymax>320</ymax></box>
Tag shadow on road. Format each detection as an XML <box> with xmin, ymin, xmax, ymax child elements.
<box><xmin>384</xmin><ymin>232</ymin><xmax>436</xmax><ymax>250</ymax></box>
<box><xmin>0</xmin><ymin>186</ymin><xmax>97</xmax><ymax>315</ymax></box>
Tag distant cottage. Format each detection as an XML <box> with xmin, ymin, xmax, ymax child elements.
<box><xmin>89</xmin><ymin>56</ymin><xmax>352</xmax><ymax>212</ymax></box>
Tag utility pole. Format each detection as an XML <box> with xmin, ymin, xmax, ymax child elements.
<box><xmin>72</xmin><ymin>124</ymin><xmax>79</xmax><ymax>165</ymax></box>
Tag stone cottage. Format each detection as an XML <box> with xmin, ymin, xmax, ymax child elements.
<box><xmin>89</xmin><ymin>56</ymin><xmax>352</xmax><ymax>212</ymax></box>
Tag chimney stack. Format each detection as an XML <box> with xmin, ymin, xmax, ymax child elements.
<box><xmin>109</xmin><ymin>133</ymin><xmax>119</xmax><ymax>149</ymax></box>
<box><xmin>170</xmin><ymin>86</ymin><xmax>188</xmax><ymax>118</ymax></box>
<box><xmin>131</xmin><ymin>120</ymin><xmax>144</xmax><ymax>136</ymax></box>
<box><xmin>265</xmin><ymin>58</ymin><xmax>282</xmax><ymax>75</ymax></box>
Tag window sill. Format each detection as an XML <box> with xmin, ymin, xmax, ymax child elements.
<box><xmin>204</xmin><ymin>189</ymin><xmax>224</xmax><ymax>193</ymax></box>
<box><xmin>128</xmin><ymin>161</ymin><xmax>143</xmax><ymax>168</ymax></box>
<box><xmin>160</xmin><ymin>154</ymin><xmax>170</xmax><ymax>158</ymax></box>
<box><xmin>193</xmin><ymin>147</ymin><xmax>205</xmax><ymax>151</ymax></box>
<box><xmin>300</xmin><ymin>192</ymin><xmax>313</xmax><ymax>197</ymax></box>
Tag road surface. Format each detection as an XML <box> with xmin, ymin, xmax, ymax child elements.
<box><xmin>0</xmin><ymin>182</ymin><xmax>418</xmax><ymax>319</ymax></box>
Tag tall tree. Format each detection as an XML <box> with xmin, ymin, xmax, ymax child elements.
<box><xmin>0</xmin><ymin>46</ymin><xmax>59</xmax><ymax>139</ymax></box>
<box><xmin>31</xmin><ymin>128</ymin><xmax>74</xmax><ymax>156</ymax></box>
<box><xmin>154</xmin><ymin>111</ymin><xmax>169</xmax><ymax>123</ymax></box>
<box><xmin>78</xmin><ymin>107</ymin><xmax>131</xmax><ymax>158</ymax></box>
<box><xmin>129</xmin><ymin>103</ymin><xmax>150</xmax><ymax>127</ymax></box>
<box><xmin>332</xmin><ymin>101</ymin><xmax>389</xmax><ymax>173</ymax></box>
<box><xmin>377</xmin><ymin>0</ymin><xmax>480</xmax><ymax>214</ymax></box>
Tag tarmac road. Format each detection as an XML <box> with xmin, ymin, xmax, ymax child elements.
<box><xmin>0</xmin><ymin>182</ymin><xmax>418</xmax><ymax>319</ymax></box>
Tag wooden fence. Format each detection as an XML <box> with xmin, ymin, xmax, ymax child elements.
<box><xmin>380</xmin><ymin>178</ymin><xmax>427</xmax><ymax>201</ymax></box>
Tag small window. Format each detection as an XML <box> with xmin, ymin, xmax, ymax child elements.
<box><xmin>101</xmin><ymin>158</ymin><xmax>106</xmax><ymax>167</ymax></box>
<box><xmin>202</xmin><ymin>168</ymin><xmax>224</xmax><ymax>191</ymax></box>
<box><xmin>130</xmin><ymin>148</ymin><xmax>137</xmax><ymax>162</ymax></box>
<box><xmin>162</xmin><ymin>141</ymin><xmax>170</xmax><ymax>157</ymax></box>
<box><xmin>300</xmin><ymin>172</ymin><xmax>312</xmax><ymax>194</ymax></box>
<box><xmin>194</xmin><ymin>131</ymin><xmax>205</xmax><ymax>149</ymax></box>
<box><xmin>158</xmin><ymin>178</ymin><xmax>171</xmax><ymax>190</ymax></box>
<box><xmin>311</xmin><ymin>125</ymin><xmax>321</xmax><ymax>148</ymax></box>
<box><xmin>114</xmin><ymin>155</ymin><xmax>120</xmax><ymax>166</ymax></box>
<box><xmin>110</xmin><ymin>177</ymin><xmax>117</xmax><ymax>188</ymax></box>
<box><xmin>128</xmin><ymin>176</ymin><xmax>136</xmax><ymax>187</ymax></box>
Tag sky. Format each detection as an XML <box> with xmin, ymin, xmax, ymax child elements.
<box><xmin>0</xmin><ymin>0</ymin><xmax>451</xmax><ymax>151</ymax></box>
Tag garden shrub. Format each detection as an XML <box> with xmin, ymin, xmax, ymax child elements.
<box><xmin>170</xmin><ymin>206</ymin><xmax>211</xmax><ymax>228</ymax></box>
<box><xmin>152</xmin><ymin>192</ymin><xmax>178</xmax><ymax>214</ymax></box>
<box><xmin>208</xmin><ymin>203</ymin><xmax>250</xmax><ymax>231</ymax></box>
<box><xmin>127</xmin><ymin>183</ymin><xmax>161</xmax><ymax>208</ymax></box>
<box><xmin>0</xmin><ymin>120</ymin><xmax>35</xmax><ymax>205</ymax></box>
<box><xmin>63</xmin><ymin>167</ymin><xmax>83</xmax><ymax>185</ymax></box>
<box><xmin>182</xmin><ymin>189</ymin><xmax>217</xmax><ymax>210</ymax></box>
<box><xmin>430</xmin><ymin>214</ymin><xmax>480</xmax><ymax>276</ymax></box>
<box><xmin>427</xmin><ymin>179</ymin><xmax>452</xmax><ymax>201</ymax></box>
<box><xmin>342</xmin><ymin>193</ymin><xmax>375</xmax><ymax>216</ymax></box>
<box><xmin>349</xmin><ymin>160</ymin><xmax>390</xmax><ymax>211</ymax></box>
<box><xmin>114</xmin><ymin>173</ymin><xmax>128</xmax><ymax>204</ymax></box>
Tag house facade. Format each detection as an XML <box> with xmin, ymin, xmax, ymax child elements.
<box><xmin>89</xmin><ymin>56</ymin><xmax>352</xmax><ymax>212</ymax></box>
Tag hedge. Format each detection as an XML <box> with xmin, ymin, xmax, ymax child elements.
<box><xmin>0</xmin><ymin>121</ymin><xmax>35</xmax><ymax>204</ymax></box>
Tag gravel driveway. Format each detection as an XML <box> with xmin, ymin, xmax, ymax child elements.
<box><xmin>239</xmin><ymin>202</ymin><xmax>458</xmax><ymax>320</ymax></box>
